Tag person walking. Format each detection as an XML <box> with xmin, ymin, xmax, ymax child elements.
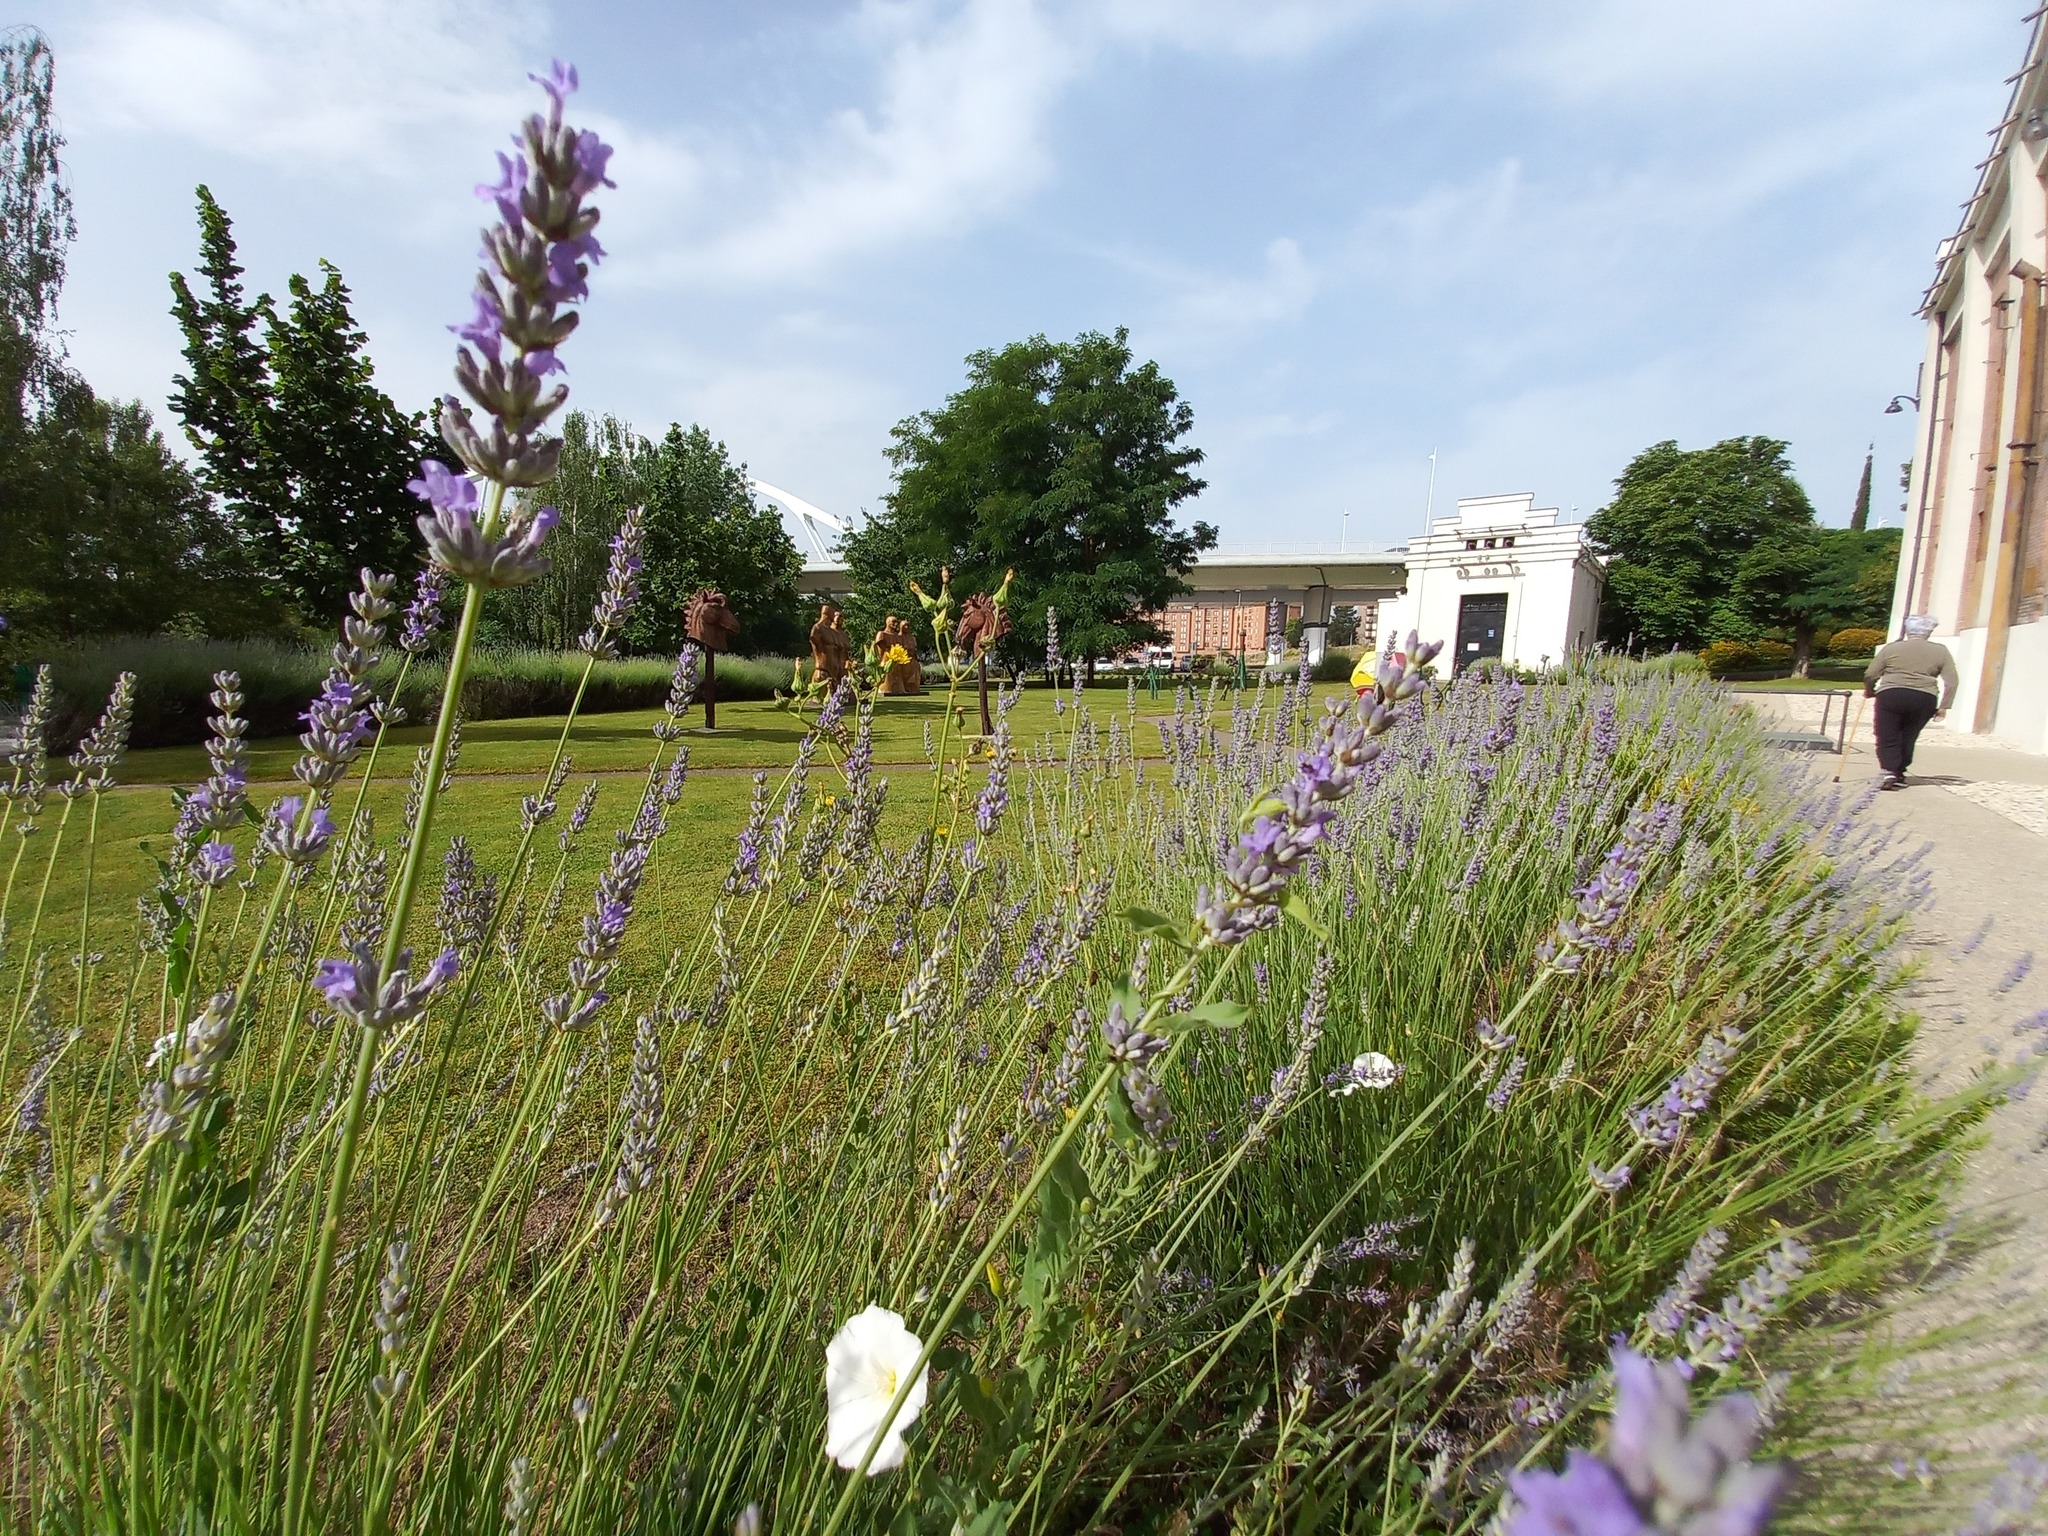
<box><xmin>1863</xmin><ymin>614</ymin><xmax>1958</xmax><ymax>789</ymax></box>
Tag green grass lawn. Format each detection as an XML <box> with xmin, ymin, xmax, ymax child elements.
<box><xmin>111</xmin><ymin>677</ymin><xmax>1368</xmax><ymax>785</ymax></box>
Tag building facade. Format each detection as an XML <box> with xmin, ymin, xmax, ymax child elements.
<box><xmin>1374</xmin><ymin>494</ymin><xmax>1603</xmax><ymax>672</ymax></box>
<box><xmin>1895</xmin><ymin>16</ymin><xmax>2048</xmax><ymax>752</ymax></box>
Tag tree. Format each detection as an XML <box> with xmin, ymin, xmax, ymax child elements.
<box><xmin>1</xmin><ymin>373</ymin><xmax>282</xmax><ymax>642</ymax></box>
<box><xmin>1728</xmin><ymin>525</ymin><xmax>1901</xmax><ymax>676</ymax></box>
<box><xmin>1851</xmin><ymin>445</ymin><xmax>1873</xmax><ymax>532</ymax></box>
<box><xmin>262</xmin><ymin>261</ymin><xmax>439</xmax><ymax>617</ymax></box>
<box><xmin>1</xmin><ymin>26</ymin><xmax>75</xmax><ymax>413</ymax></box>
<box><xmin>1586</xmin><ymin>437</ymin><xmax>1817</xmax><ymax>651</ymax></box>
<box><xmin>626</xmin><ymin>424</ymin><xmax>802</xmax><ymax>657</ymax></box>
<box><xmin>169</xmin><ymin>190</ymin><xmax>435</xmax><ymax>625</ymax></box>
<box><xmin>1328</xmin><ymin>604</ymin><xmax>1361</xmax><ymax>647</ymax></box>
<box><xmin>492</xmin><ymin>411</ymin><xmax>647</xmax><ymax>650</ymax></box>
<box><xmin>846</xmin><ymin>327</ymin><xmax>1214</xmax><ymax>676</ymax></box>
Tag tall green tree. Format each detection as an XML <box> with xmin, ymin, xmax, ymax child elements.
<box><xmin>169</xmin><ymin>190</ymin><xmax>434</xmax><ymax>625</ymax></box>
<box><xmin>0</xmin><ymin>26</ymin><xmax>74</xmax><ymax>412</ymax></box>
<box><xmin>1728</xmin><ymin>524</ymin><xmax>1901</xmax><ymax>676</ymax></box>
<box><xmin>845</xmin><ymin>327</ymin><xmax>1214</xmax><ymax>674</ymax></box>
<box><xmin>168</xmin><ymin>186</ymin><xmax>282</xmax><ymax>568</ymax></box>
<box><xmin>1586</xmin><ymin>436</ymin><xmax>1817</xmax><ymax>651</ymax></box>
<box><xmin>628</xmin><ymin>424</ymin><xmax>803</xmax><ymax>656</ymax></box>
<box><xmin>1851</xmin><ymin>445</ymin><xmax>1873</xmax><ymax>532</ymax></box>
<box><xmin>492</xmin><ymin>411</ymin><xmax>648</xmax><ymax>650</ymax></box>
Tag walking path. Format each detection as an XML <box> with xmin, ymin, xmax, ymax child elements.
<box><xmin>1740</xmin><ymin>694</ymin><xmax>2048</xmax><ymax>1505</ymax></box>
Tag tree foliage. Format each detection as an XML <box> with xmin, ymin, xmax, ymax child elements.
<box><xmin>489</xmin><ymin>414</ymin><xmax>802</xmax><ymax>656</ymax></box>
<box><xmin>1729</xmin><ymin>525</ymin><xmax>1901</xmax><ymax>675</ymax></box>
<box><xmin>1586</xmin><ymin>437</ymin><xmax>1817</xmax><ymax>651</ymax></box>
<box><xmin>1</xmin><ymin>37</ymin><xmax>278</xmax><ymax>651</ymax></box>
<box><xmin>1</xmin><ymin>372</ymin><xmax>280</xmax><ymax>643</ymax></box>
<box><xmin>0</xmin><ymin>26</ymin><xmax>74</xmax><ymax>410</ymax></box>
<box><xmin>844</xmin><ymin>327</ymin><xmax>1214</xmax><ymax>670</ymax></box>
<box><xmin>169</xmin><ymin>188</ymin><xmax>434</xmax><ymax>626</ymax></box>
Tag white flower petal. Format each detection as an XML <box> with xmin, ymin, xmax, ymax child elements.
<box><xmin>823</xmin><ymin>1303</ymin><xmax>929</xmax><ymax>1476</ymax></box>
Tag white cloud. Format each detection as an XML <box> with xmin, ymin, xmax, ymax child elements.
<box><xmin>68</xmin><ymin>0</ymin><xmax>543</xmax><ymax>179</ymax></box>
<box><xmin>1091</xmin><ymin>0</ymin><xmax>1390</xmax><ymax>60</ymax></box>
<box><xmin>1141</xmin><ymin>236</ymin><xmax>1318</xmax><ymax>350</ymax></box>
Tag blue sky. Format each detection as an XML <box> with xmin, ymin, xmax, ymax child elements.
<box><xmin>33</xmin><ymin>0</ymin><xmax>2028</xmax><ymax>552</ymax></box>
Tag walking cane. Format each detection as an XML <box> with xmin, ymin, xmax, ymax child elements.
<box><xmin>1835</xmin><ymin>691</ymin><xmax>1866</xmax><ymax>784</ymax></box>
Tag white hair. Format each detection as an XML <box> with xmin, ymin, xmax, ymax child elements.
<box><xmin>1903</xmin><ymin>614</ymin><xmax>1939</xmax><ymax>639</ymax></box>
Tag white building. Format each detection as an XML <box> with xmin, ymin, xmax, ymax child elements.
<box><xmin>1892</xmin><ymin>13</ymin><xmax>2048</xmax><ymax>752</ymax></box>
<box><xmin>1374</xmin><ymin>494</ymin><xmax>1604</xmax><ymax>672</ymax></box>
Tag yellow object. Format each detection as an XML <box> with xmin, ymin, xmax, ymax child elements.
<box><xmin>1349</xmin><ymin>654</ymin><xmax>1375</xmax><ymax>692</ymax></box>
<box><xmin>881</xmin><ymin>644</ymin><xmax>911</xmax><ymax>667</ymax></box>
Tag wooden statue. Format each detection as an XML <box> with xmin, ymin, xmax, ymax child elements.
<box><xmin>808</xmin><ymin>602</ymin><xmax>852</xmax><ymax>686</ymax></box>
<box><xmin>873</xmin><ymin>615</ymin><xmax>923</xmax><ymax>695</ymax></box>
<box><xmin>954</xmin><ymin>576</ymin><xmax>1014</xmax><ymax>735</ymax></box>
<box><xmin>685</xmin><ymin>588</ymin><xmax>741</xmax><ymax>727</ymax></box>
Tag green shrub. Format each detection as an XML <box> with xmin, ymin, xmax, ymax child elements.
<box><xmin>33</xmin><ymin>636</ymin><xmax>793</xmax><ymax>749</ymax></box>
<box><xmin>1828</xmin><ymin>626</ymin><xmax>1885</xmax><ymax>658</ymax></box>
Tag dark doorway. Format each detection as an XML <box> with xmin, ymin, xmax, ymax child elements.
<box><xmin>1455</xmin><ymin>593</ymin><xmax>1508</xmax><ymax>672</ymax></box>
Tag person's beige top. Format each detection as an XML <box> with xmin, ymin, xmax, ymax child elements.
<box><xmin>1864</xmin><ymin>637</ymin><xmax>1958</xmax><ymax>709</ymax></box>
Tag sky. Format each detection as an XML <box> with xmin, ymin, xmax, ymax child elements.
<box><xmin>28</xmin><ymin>0</ymin><xmax>2032</xmax><ymax>555</ymax></box>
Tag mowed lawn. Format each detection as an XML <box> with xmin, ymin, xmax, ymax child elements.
<box><xmin>106</xmin><ymin>676</ymin><xmax>1367</xmax><ymax>786</ymax></box>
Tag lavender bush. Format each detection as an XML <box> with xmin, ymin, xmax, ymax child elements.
<box><xmin>0</xmin><ymin>64</ymin><xmax>2018</xmax><ymax>1536</ymax></box>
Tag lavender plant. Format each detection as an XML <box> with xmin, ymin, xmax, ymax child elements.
<box><xmin>0</xmin><ymin>63</ymin><xmax>2020</xmax><ymax>1536</ymax></box>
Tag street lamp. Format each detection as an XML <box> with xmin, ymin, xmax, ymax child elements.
<box><xmin>1884</xmin><ymin>395</ymin><xmax>1919</xmax><ymax>414</ymax></box>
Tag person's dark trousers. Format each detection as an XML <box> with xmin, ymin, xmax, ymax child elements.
<box><xmin>1873</xmin><ymin>687</ymin><xmax>1940</xmax><ymax>775</ymax></box>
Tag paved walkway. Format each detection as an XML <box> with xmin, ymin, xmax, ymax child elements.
<box><xmin>1741</xmin><ymin>694</ymin><xmax>2048</xmax><ymax>1499</ymax></box>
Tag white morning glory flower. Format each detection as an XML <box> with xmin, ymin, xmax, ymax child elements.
<box><xmin>824</xmin><ymin>1303</ymin><xmax>929</xmax><ymax>1474</ymax></box>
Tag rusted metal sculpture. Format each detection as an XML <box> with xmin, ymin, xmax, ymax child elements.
<box><xmin>686</xmin><ymin>588</ymin><xmax>741</xmax><ymax>727</ymax></box>
<box><xmin>953</xmin><ymin>571</ymin><xmax>1015</xmax><ymax>735</ymax></box>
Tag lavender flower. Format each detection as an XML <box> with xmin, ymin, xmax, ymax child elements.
<box><xmin>1995</xmin><ymin>952</ymin><xmax>2033</xmax><ymax>995</ymax></box>
<box><xmin>188</xmin><ymin>672</ymin><xmax>250</xmax><ymax>832</ymax></box>
<box><xmin>1101</xmin><ymin>1000</ymin><xmax>1168</xmax><ymax>1065</ymax></box>
<box><xmin>260</xmin><ymin>796</ymin><xmax>339</xmax><ymax>866</ymax></box>
<box><xmin>1486</xmin><ymin>1054</ymin><xmax>1528</xmax><ymax>1112</ymax></box>
<box><xmin>399</xmin><ymin>564</ymin><xmax>449</xmax><ymax>654</ymax></box>
<box><xmin>1536</xmin><ymin>800</ymin><xmax>1677</xmax><ymax>974</ymax></box>
<box><xmin>314</xmin><ymin>944</ymin><xmax>459</xmax><ymax>1032</ymax></box>
<box><xmin>131</xmin><ymin>988</ymin><xmax>238</xmax><ymax>1150</ymax></box>
<box><xmin>974</xmin><ymin>715</ymin><xmax>1012</xmax><ymax>836</ymax></box>
<box><xmin>64</xmin><ymin>671</ymin><xmax>138</xmax><ymax>793</ymax></box>
<box><xmin>1588</xmin><ymin>1159</ymin><xmax>1633</xmax><ymax>1193</ymax></box>
<box><xmin>1628</xmin><ymin>1026</ymin><xmax>1744</xmax><ymax>1151</ymax></box>
<box><xmin>2</xmin><ymin>664</ymin><xmax>53</xmax><ymax>831</ymax></box>
<box><xmin>928</xmin><ymin>1105</ymin><xmax>971</xmax><ymax>1212</ymax></box>
<box><xmin>370</xmin><ymin>1238</ymin><xmax>415</xmax><ymax>1401</ymax></box>
<box><xmin>414</xmin><ymin>63</ymin><xmax>613</xmax><ymax>582</ymax></box>
<box><xmin>727</xmin><ymin>770</ymin><xmax>771</xmax><ymax>894</ymax></box>
<box><xmin>1044</xmin><ymin>605</ymin><xmax>1061</xmax><ymax>675</ymax></box>
<box><xmin>1645</xmin><ymin>1228</ymin><xmax>1730</xmax><ymax>1342</ymax></box>
<box><xmin>596</xmin><ymin>1014</ymin><xmax>663</xmax><ymax>1225</ymax></box>
<box><xmin>194</xmin><ymin>839</ymin><xmax>237</xmax><ymax>890</ymax></box>
<box><xmin>578</xmin><ymin>505</ymin><xmax>646</xmax><ymax>656</ymax></box>
<box><xmin>1198</xmin><ymin>635</ymin><xmax>1441</xmax><ymax>944</ymax></box>
<box><xmin>544</xmin><ymin>833</ymin><xmax>653</xmax><ymax>1031</ymax></box>
<box><xmin>1504</xmin><ymin>1346</ymin><xmax>1785</xmax><ymax>1536</ymax></box>
<box><xmin>1122</xmin><ymin>1068</ymin><xmax>1173</xmax><ymax>1142</ymax></box>
<box><xmin>1687</xmin><ymin>1235</ymin><xmax>1811</xmax><ymax>1368</ymax></box>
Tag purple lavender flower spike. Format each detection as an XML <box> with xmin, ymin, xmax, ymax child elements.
<box><xmin>195</xmin><ymin>839</ymin><xmax>237</xmax><ymax>889</ymax></box>
<box><xmin>449</xmin><ymin>289</ymin><xmax>504</xmax><ymax>356</ymax></box>
<box><xmin>315</xmin><ymin>942</ymin><xmax>459</xmax><ymax>1032</ymax></box>
<box><xmin>261</xmin><ymin>796</ymin><xmax>339</xmax><ymax>866</ymax></box>
<box><xmin>579</xmin><ymin>505</ymin><xmax>646</xmax><ymax>657</ymax></box>
<box><xmin>406</xmin><ymin>459</ymin><xmax>479</xmax><ymax>514</ymax></box>
<box><xmin>399</xmin><ymin>565</ymin><xmax>449</xmax><ymax>655</ymax></box>
<box><xmin>530</xmin><ymin>58</ymin><xmax>578</xmax><ymax>107</ymax></box>
<box><xmin>1505</xmin><ymin>1346</ymin><xmax>1784</xmax><ymax>1536</ymax></box>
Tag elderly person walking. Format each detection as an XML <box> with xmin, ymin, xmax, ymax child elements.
<box><xmin>1863</xmin><ymin>615</ymin><xmax>1958</xmax><ymax>790</ymax></box>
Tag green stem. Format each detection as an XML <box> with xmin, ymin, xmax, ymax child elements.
<box><xmin>281</xmin><ymin>574</ymin><xmax>487</xmax><ymax>1534</ymax></box>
